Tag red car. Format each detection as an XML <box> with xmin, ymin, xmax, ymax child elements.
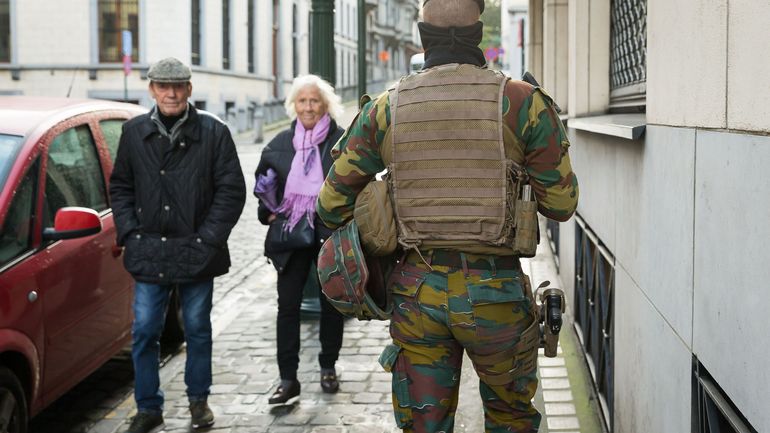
<box><xmin>0</xmin><ymin>97</ymin><xmax>182</xmax><ymax>433</ymax></box>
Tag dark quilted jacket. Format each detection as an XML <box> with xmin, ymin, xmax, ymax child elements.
<box><xmin>109</xmin><ymin>105</ymin><xmax>247</xmax><ymax>283</ymax></box>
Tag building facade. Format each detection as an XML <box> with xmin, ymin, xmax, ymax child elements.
<box><xmin>527</xmin><ymin>0</ymin><xmax>769</xmax><ymax>432</ymax></box>
<box><xmin>0</xmin><ymin>0</ymin><xmax>421</xmax><ymax>131</ymax></box>
<box><xmin>500</xmin><ymin>0</ymin><xmax>528</xmax><ymax>79</ymax></box>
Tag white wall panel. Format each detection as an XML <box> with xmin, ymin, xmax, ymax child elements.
<box><xmin>614</xmin><ymin>126</ymin><xmax>695</xmax><ymax>346</ymax></box>
<box><xmin>567</xmin><ymin>129</ymin><xmax>616</xmax><ymax>251</ymax></box>
<box><xmin>614</xmin><ymin>266</ymin><xmax>691</xmax><ymax>433</ymax></box>
<box><xmin>727</xmin><ymin>1</ymin><xmax>770</xmax><ymax>132</ymax></box>
<box><xmin>694</xmin><ymin>130</ymin><xmax>770</xmax><ymax>432</ymax></box>
<box><xmin>144</xmin><ymin>1</ymin><xmax>189</xmax><ymax>62</ymax></box>
<box><xmin>17</xmin><ymin>0</ymin><xmax>90</xmax><ymax>64</ymax></box>
<box><xmin>647</xmin><ymin>0</ymin><xmax>727</xmax><ymax>128</ymax></box>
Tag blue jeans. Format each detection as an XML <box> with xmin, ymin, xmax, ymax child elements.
<box><xmin>132</xmin><ymin>280</ymin><xmax>213</xmax><ymax>413</ymax></box>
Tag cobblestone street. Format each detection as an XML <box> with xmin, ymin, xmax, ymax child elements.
<box><xmin>29</xmin><ymin>108</ymin><xmax>601</xmax><ymax>433</ymax></box>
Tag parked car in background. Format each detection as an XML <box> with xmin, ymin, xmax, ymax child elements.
<box><xmin>0</xmin><ymin>97</ymin><xmax>184</xmax><ymax>433</ymax></box>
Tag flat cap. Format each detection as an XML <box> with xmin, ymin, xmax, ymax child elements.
<box><xmin>147</xmin><ymin>57</ymin><xmax>191</xmax><ymax>83</ymax></box>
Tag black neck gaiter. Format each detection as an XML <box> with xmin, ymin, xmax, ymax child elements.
<box><xmin>418</xmin><ymin>21</ymin><xmax>487</xmax><ymax>69</ymax></box>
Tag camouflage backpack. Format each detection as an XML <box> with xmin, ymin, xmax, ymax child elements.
<box><xmin>317</xmin><ymin>219</ymin><xmax>394</xmax><ymax>321</ymax></box>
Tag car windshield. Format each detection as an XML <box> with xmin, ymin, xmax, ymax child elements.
<box><xmin>0</xmin><ymin>134</ymin><xmax>24</xmax><ymax>192</ymax></box>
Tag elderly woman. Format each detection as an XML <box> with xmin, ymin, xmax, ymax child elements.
<box><xmin>254</xmin><ymin>75</ymin><xmax>345</xmax><ymax>405</ymax></box>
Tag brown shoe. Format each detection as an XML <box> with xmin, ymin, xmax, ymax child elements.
<box><xmin>189</xmin><ymin>400</ymin><xmax>214</xmax><ymax>429</ymax></box>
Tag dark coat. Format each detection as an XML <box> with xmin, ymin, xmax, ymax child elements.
<box><xmin>109</xmin><ymin>105</ymin><xmax>247</xmax><ymax>284</ymax></box>
<box><xmin>254</xmin><ymin>119</ymin><xmax>344</xmax><ymax>270</ymax></box>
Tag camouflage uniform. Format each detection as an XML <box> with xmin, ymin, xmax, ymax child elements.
<box><xmin>317</xmin><ymin>75</ymin><xmax>578</xmax><ymax>432</ymax></box>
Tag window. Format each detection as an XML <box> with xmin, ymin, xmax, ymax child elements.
<box><xmin>609</xmin><ymin>0</ymin><xmax>647</xmax><ymax>108</ymax></box>
<box><xmin>248</xmin><ymin>0</ymin><xmax>255</xmax><ymax>73</ymax></box>
<box><xmin>292</xmin><ymin>4</ymin><xmax>298</xmax><ymax>78</ymax></box>
<box><xmin>574</xmin><ymin>215</ymin><xmax>614</xmax><ymax>431</ymax></box>
<box><xmin>272</xmin><ymin>0</ymin><xmax>280</xmax><ymax>97</ymax></box>
<box><xmin>98</xmin><ymin>0</ymin><xmax>139</xmax><ymax>63</ymax></box>
<box><xmin>0</xmin><ymin>161</ymin><xmax>37</xmax><ymax>267</ymax></box>
<box><xmin>99</xmin><ymin>119</ymin><xmax>124</xmax><ymax>164</ymax></box>
<box><xmin>191</xmin><ymin>0</ymin><xmax>201</xmax><ymax>66</ymax></box>
<box><xmin>693</xmin><ymin>360</ymin><xmax>758</xmax><ymax>433</ymax></box>
<box><xmin>0</xmin><ymin>0</ymin><xmax>10</xmax><ymax>63</ymax></box>
<box><xmin>222</xmin><ymin>0</ymin><xmax>231</xmax><ymax>70</ymax></box>
<box><xmin>0</xmin><ymin>134</ymin><xmax>23</xmax><ymax>189</ymax></box>
<box><xmin>45</xmin><ymin>126</ymin><xmax>108</xmax><ymax>224</ymax></box>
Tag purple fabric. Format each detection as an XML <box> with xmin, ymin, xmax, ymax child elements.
<box><xmin>254</xmin><ymin>168</ymin><xmax>279</xmax><ymax>213</ymax></box>
<box><xmin>277</xmin><ymin>114</ymin><xmax>331</xmax><ymax>231</ymax></box>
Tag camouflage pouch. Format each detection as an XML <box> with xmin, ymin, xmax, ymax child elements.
<box><xmin>354</xmin><ymin>179</ymin><xmax>398</xmax><ymax>256</ymax></box>
<box><xmin>511</xmin><ymin>184</ymin><xmax>539</xmax><ymax>257</ymax></box>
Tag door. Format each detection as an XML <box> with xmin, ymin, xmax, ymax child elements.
<box><xmin>37</xmin><ymin>120</ymin><xmax>131</xmax><ymax>404</ymax></box>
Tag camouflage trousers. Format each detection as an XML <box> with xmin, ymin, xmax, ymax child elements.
<box><xmin>379</xmin><ymin>251</ymin><xmax>541</xmax><ymax>433</ymax></box>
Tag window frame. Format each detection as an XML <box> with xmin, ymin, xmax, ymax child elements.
<box><xmin>191</xmin><ymin>0</ymin><xmax>201</xmax><ymax>66</ymax></box>
<box><xmin>97</xmin><ymin>0</ymin><xmax>140</xmax><ymax>64</ymax></box>
<box><xmin>0</xmin><ymin>0</ymin><xmax>11</xmax><ymax>63</ymax></box>
<box><xmin>44</xmin><ymin>124</ymin><xmax>110</xmax><ymax>216</ymax></box>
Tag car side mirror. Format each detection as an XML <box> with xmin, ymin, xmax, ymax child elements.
<box><xmin>42</xmin><ymin>207</ymin><xmax>102</xmax><ymax>241</ymax></box>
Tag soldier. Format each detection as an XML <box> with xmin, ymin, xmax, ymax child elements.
<box><xmin>316</xmin><ymin>0</ymin><xmax>578</xmax><ymax>431</ymax></box>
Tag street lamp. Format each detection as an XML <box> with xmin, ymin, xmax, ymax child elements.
<box><xmin>303</xmin><ymin>0</ymin><xmax>337</xmax><ymax>318</ymax></box>
<box><xmin>310</xmin><ymin>0</ymin><xmax>335</xmax><ymax>84</ymax></box>
<box><xmin>358</xmin><ymin>0</ymin><xmax>366</xmax><ymax>98</ymax></box>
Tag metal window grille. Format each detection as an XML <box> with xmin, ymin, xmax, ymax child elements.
<box><xmin>574</xmin><ymin>215</ymin><xmax>614</xmax><ymax>431</ymax></box>
<box><xmin>98</xmin><ymin>0</ymin><xmax>139</xmax><ymax>63</ymax></box>
<box><xmin>546</xmin><ymin>219</ymin><xmax>560</xmax><ymax>270</ymax></box>
<box><xmin>0</xmin><ymin>0</ymin><xmax>9</xmax><ymax>63</ymax></box>
<box><xmin>192</xmin><ymin>0</ymin><xmax>201</xmax><ymax>66</ymax></box>
<box><xmin>693</xmin><ymin>360</ymin><xmax>758</xmax><ymax>433</ymax></box>
<box><xmin>610</xmin><ymin>0</ymin><xmax>646</xmax><ymax>105</ymax></box>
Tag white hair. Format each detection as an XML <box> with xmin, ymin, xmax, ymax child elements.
<box><xmin>284</xmin><ymin>74</ymin><xmax>344</xmax><ymax>121</ymax></box>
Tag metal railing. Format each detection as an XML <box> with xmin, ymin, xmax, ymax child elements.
<box><xmin>693</xmin><ymin>360</ymin><xmax>758</xmax><ymax>433</ymax></box>
<box><xmin>574</xmin><ymin>215</ymin><xmax>614</xmax><ymax>431</ymax></box>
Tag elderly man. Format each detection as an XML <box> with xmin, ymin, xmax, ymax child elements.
<box><xmin>317</xmin><ymin>0</ymin><xmax>579</xmax><ymax>431</ymax></box>
<box><xmin>110</xmin><ymin>57</ymin><xmax>246</xmax><ymax>433</ymax></box>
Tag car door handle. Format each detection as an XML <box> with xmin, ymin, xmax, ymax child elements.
<box><xmin>112</xmin><ymin>244</ymin><xmax>124</xmax><ymax>258</ymax></box>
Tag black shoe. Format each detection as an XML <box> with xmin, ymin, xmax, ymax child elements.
<box><xmin>125</xmin><ymin>411</ymin><xmax>164</xmax><ymax>433</ymax></box>
<box><xmin>189</xmin><ymin>400</ymin><xmax>215</xmax><ymax>429</ymax></box>
<box><xmin>268</xmin><ymin>379</ymin><xmax>301</xmax><ymax>404</ymax></box>
<box><xmin>320</xmin><ymin>369</ymin><xmax>339</xmax><ymax>394</ymax></box>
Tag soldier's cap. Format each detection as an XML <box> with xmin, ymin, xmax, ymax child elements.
<box><xmin>423</xmin><ymin>0</ymin><xmax>484</xmax><ymax>14</ymax></box>
<box><xmin>147</xmin><ymin>57</ymin><xmax>191</xmax><ymax>83</ymax></box>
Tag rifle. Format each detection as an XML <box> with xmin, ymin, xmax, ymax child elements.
<box><xmin>521</xmin><ymin>71</ymin><xmax>562</xmax><ymax>114</ymax></box>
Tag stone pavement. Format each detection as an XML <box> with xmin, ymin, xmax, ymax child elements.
<box><xmin>84</xmin><ymin>106</ymin><xmax>603</xmax><ymax>433</ymax></box>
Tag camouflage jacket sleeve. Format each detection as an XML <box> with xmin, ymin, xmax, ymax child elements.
<box><xmin>504</xmin><ymin>81</ymin><xmax>579</xmax><ymax>222</ymax></box>
<box><xmin>317</xmin><ymin>93</ymin><xmax>389</xmax><ymax>228</ymax></box>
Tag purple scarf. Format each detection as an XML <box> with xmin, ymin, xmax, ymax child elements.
<box><xmin>277</xmin><ymin>114</ymin><xmax>331</xmax><ymax>231</ymax></box>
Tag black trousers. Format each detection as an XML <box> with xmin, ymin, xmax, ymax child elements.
<box><xmin>276</xmin><ymin>247</ymin><xmax>344</xmax><ymax>381</ymax></box>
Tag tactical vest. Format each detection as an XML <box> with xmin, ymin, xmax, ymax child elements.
<box><xmin>387</xmin><ymin>63</ymin><xmax>537</xmax><ymax>256</ymax></box>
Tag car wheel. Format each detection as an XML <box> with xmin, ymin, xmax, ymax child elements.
<box><xmin>0</xmin><ymin>366</ymin><xmax>28</xmax><ymax>433</ymax></box>
<box><xmin>161</xmin><ymin>286</ymin><xmax>185</xmax><ymax>352</ymax></box>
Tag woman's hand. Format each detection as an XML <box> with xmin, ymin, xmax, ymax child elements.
<box><xmin>268</xmin><ymin>214</ymin><xmax>277</xmax><ymax>223</ymax></box>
